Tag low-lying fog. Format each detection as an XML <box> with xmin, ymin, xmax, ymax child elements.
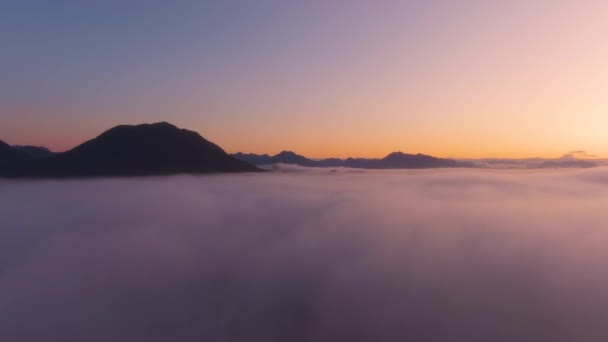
<box><xmin>2</xmin><ymin>166</ymin><xmax>608</xmax><ymax>341</ymax></box>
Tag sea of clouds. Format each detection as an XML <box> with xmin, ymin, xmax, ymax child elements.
<box><xmin>2</xmin><ymin>166</ymin><xmax>608</xmax><ymax>341</ymax></box>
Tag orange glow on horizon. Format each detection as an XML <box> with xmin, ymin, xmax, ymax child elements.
<box><xmin>3</xmin><ymin>1</ymin><xmax>608</xmax><ymax>160</ymax></box>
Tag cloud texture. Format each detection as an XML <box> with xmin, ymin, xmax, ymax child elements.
<box><xmin>2</xmin><ymin>167</ymin><xmax>608</xmax><ymax>341</ymax></box>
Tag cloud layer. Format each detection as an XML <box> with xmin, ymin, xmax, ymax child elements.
<box><xmin>2</xmin><ymin>167</ymin><xmax>608</xmax><ymax>341</ymax></box>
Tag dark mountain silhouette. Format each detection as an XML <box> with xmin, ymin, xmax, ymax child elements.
<box><xmin>5</xmin><ymin>124</ymin><xmax>597</xmax><ymax>177</ymax></box>
<box><xmin>12</xmin><ymin>145</ymin><xmax>54</xmax><ymax>159</ymax></box>
<box><xmin>0</xmin><ymin>140</ymin><xmax>20</xmax><ymax>168</ymax></box>
<box><xmin>340</xmin><ymin>157</ymin><xmax>375</xmax><ymax>168</ymax></box>
<box><xmin>316</xmin><ymin>158</ymin><xmax>344</xmax><ymax>167</ymax></box>
<box><xmin>0</xmin><ymin>122</ymin><xmax>260</xmax><ymax>178</ymax></box>
<box><xmin>270</xmin><ymin>151</ymin><xmax>318</xmax><ymax>166</ymax></box>
<box><xmin>233</xmin><ymin>151</ymin><xmax>322</xmax><ymax>167</ymax></box>
<box><xmin>0</xmin><ymin>140</ymin><xmax>49</xmax><ymax>170</ymax></box>
<box><xmin>0</xmin><ymin>139</ymin><xmax>14</xmax><ymax>157</ymax></box>
<box><xmin>233</xmin><ymin>150</ymin><xmax>473</xmax><ymax>169</ymax></box>
<box><xmin>343</xmin><ymin>152</ymin><xmax>474</xmax><ymax>169</ymax></box>
<box><xmin>232</xmin><ymin>152</ymin><xmax>273</xmax><ymax>165</ymax></box>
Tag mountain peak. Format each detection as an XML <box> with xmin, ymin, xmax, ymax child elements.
<box><xmin>1</xmin><ymin>122</ymin><xmax>260</xmax><ymax>177</ymax></box>
<box><xmin>98</xmin><ymin>122</ymin><xmax>182</xmax><ymax>138</ymax></box>
<box><xmin>276</xmin><ymin>150</ymin><xmax>299</xmax><ymax>157</ymax></box>
<box><xmin>385</xmin><ymin>151</ymin><xmax>406</xmax><ymax>157</ymax></box>
<box><xmin>383</xmin><ymin>151</ymin><xmax>416</xmax><ymax>160</ymax></box>
<box><xmin>153</xmin><ymin>121</ymin><xmax>176</xmax><ymax>127</ymax></box>
<box><xmin>384</xmin><ymin>151</ymin><xmax>434</xmax><ymax>160</ymax></box>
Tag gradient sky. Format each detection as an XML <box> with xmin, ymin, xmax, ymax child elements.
<box><xmin>2</xmin><ymin>0</ymin><xmax>607</xmax><ymax>158</ymax></box>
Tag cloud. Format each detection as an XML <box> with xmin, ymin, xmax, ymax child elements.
<box><xmin>1</xmin><ymin>168</ymin><xmax>608</xmax><ymax>341</ymax></box>
<box><xmin>563</xmin><ymin>150</ymin><xmax>598</xmax><ymax>159</ymax></box>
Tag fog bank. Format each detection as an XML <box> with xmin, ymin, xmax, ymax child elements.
<box><xmin>2</xmin><ymin>167</ymin><xmax>608</xmax><ymax>341</ymax></box>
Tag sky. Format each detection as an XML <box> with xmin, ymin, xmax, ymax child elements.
<box><xmin>1</xmin><ymin>0</ymin><xmax>607</xmax><ymax>158</ymax></box>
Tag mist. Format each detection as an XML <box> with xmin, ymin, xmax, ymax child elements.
<box><xmin>2</xmin><ymin>167</ymin><xmax>608</xmax><ymax>341</ymax></box>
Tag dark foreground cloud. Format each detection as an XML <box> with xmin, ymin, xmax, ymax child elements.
<box><xmin>2</xmin><ymin>167</ymin><xmax>608</xmax><ymax>341</ymax></box>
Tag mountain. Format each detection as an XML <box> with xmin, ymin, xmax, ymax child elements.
<box><xmin>268</xmin><ymin>151</ymin><xmax>319</xmax><ymax>167</ymax></box>
<box><xmin>0</xmin><ymin>140</ymin><xmax>19</xmax><ymax>166</ymax></box>
<box><xmin>233</xmin><ymin>150</ymin><xmax>473</xmax><ymax>169</ymax></box>
<box><xmin>343</xmin><ymin>152</ymin><xmax>474</xmax><ymax>169</ymax></box>
<box><xmin>232</xmin><ymin>152</ymin><xmax>273</xmax><ymax>165</ymax></box>
<box><xmin>1</xmin><ymin>122</ymin><xmax>260</xmax><ymax>178</ymax></box>
<box><xmin>0</xmin><ymin>140</ymin><xmax>49</xmax><ymax>168</ymax></box>
<box><xmin>233</xmin><ymin>151</ymin><xmax>321</xmax><ymax>167</ymax></box>
<box><xmin>0</xmin><ymin>139</ymin><xmax>14</xmax><ymax>157</ymax></box>
<box><xmin>316</xmin><ymin>158</ymin><xmax>344</xmax><ymax>167</ymax></box>
<box><xmin>0</xmin><ymin>140</ymin><xmax>44</xmax><ymax>175</ymax></box>
<box><xmin>12</xmin><ymin>145</ymin><xmax>54</xmax><ymax>159</ymax></box>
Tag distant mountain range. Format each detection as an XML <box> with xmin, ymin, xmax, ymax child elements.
<box><xmin>2</xmin><ymin>122</ymin><xmax>601</xmax><ymax>178</ymax></box>
<box><xmin>233</xmin><ymin>151</ymin><xmax>475</xmax><ymax>169</ymax></box>
<box><xmin>232</xmin><ymin>151</ymin><xmax>344</xmax><ymax>168</ymax></box>
<box><xmin>0</xmin><ymin>122</ymin><xmax>260</xmax><ymax>178</ymax></box>
<box><xmin>233</xmin><ymin>151</ymin><xmax>604</xmax><ymax>169</ymax></box>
